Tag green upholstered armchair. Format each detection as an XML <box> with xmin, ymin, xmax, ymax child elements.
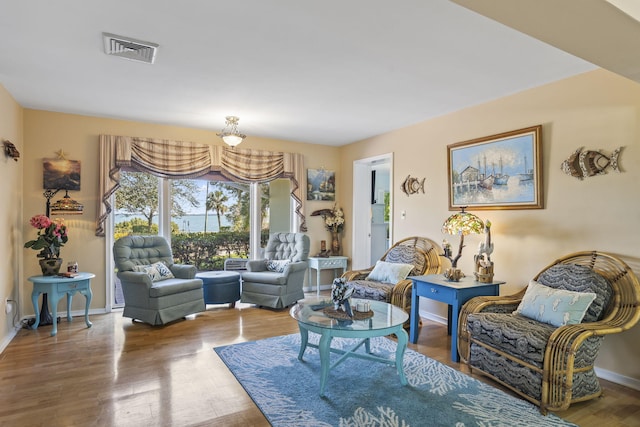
<box><xmin>241</xmin><ymin>233</ymin><xmax>310</xmax><ymax>309</ymax></box>
<box><xmin>113</xmin><ymin>235</ymin><xmax>205</xmax><ymax>325</ymax></box>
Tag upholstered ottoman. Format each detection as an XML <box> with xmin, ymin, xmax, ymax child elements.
<box><xmin>196</xmin><ymin>271</ymin><xmax>241</xmax><ymax>308</ymax></box>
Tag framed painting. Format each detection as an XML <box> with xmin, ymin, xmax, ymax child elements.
<box><xmin>43</xmin><ymin>158</ymin><xmax>81</xmax><ymax>190</ymax></box>
<box><xmin>447</xmin><ymin>125</ymin><xmax>543</xmax><ymax>210</ymax></box>
<box><xmin>307</xmin><ymin>168</ymin><xmax>335</xmax><ymax>201</ymax></box>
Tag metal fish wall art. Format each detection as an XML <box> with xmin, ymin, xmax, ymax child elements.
<box><xmin>401</xmin><ymin>175</ymin><xmax>425</xmax><ymax>196</ymax></box>
<box><xmin>561</xmin><ymin>146</ymin><xmax>622</xmax><ymax>180</ymax></box>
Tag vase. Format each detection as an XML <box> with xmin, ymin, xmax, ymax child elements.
<box><xmin>39</xmin><ymin>258</ymin><xmax>63</xmax><ymax>276</ymax></box>
<box><xmin>331</xmin><ymin>232</ymin><xmax>341</xmax><ymax>256</ymax></box>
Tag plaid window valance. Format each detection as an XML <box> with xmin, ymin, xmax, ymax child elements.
<box><xmin>97</xmin><ymin>134</ymin><xmax>306</xmax><ymax>236</ymax></box>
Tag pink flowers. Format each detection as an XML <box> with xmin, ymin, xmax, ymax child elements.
<box><xmin>24</xmin><ymin>214</ymin><xmax>69</xmax><ymax>259</ymax></box>
<box><xmin>30</xmin><ymin>214</ymin><xmax>52</xmax><ymax>229</ymax></box>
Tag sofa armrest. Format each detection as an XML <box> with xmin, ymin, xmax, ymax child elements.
<box><xmin>117</xmin><ymin>271</ymin><xmax>153</xmax><ymax>288</ymax></box>
<box><xmin>457</xmin><ymin>289</ymin><xmax>526</xmax><ymax>363</ymax></box>
<box><xmin>247</xmin><ymin>259</ymin><xmax>267</xmax><ymax>272</ymax></box>
<box><xmin>286</xmin><ymin>261</ymin><xmax>308</xmax><ymax>274</ymax></box>
<box><xmin>170</xmin><ymin>263</ymin><xmax>197</xmax><ymax>279</ymax></box>
<box><xmin>342</xmin><ymin>269</ymin><xmax>371</xmax><ymax>281</ymax></box>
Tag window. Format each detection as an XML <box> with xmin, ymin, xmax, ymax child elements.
<box><xmin>112</xmin><ymin>173</ymin><xmax>291</xmax><ymax>307</ymax></box>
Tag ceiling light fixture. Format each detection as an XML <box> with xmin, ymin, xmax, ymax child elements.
<box><xmin>217</xmin><ymin>116</ymin><xmax>246</xmax><ymax>147</ymax></box>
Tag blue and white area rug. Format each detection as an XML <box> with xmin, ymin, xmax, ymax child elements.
<box><xmin>214</xmin><ymin>334</ymin><xmax>576</xmax><ymax>427</ymax></box>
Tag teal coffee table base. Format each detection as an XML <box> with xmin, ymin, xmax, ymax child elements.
<box><xmin>291</xmin><ymin>298</ymin><xmax>408</xmax><ymax>397</ymax></box>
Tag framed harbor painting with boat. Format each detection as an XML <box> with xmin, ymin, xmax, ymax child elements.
<box><xmin>447</xmin><ymin>125</ymin><xmax>543</xmax><ymax>210</ymax></box>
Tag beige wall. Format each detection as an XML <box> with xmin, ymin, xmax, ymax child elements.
<box><xmin>4</xmin><ymin>67</ymin><xmax>639</xmax><ymax>386</ymax></box>
<box><xmin>20</xmin><ymin>110</ymin><xmax>341</xmax><ymax>315</ymax></box>
<box><xmin>0</xmin><ymin>85</ymin><xmax>23</xmax><ymax>349</ymax></box>
<box><xmin>338</xmin><ymin>69</ymin><xmax>640</xmax><ymax>385</ymax></box>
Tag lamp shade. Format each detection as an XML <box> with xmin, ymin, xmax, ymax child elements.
<box><xmin>50</xmin><ymin>190</ymin><xmax>84</xmax><ymax>215</ymax></box>
<box><xmin>442</xmin><ymin>210</ymin><xmax>484</xmax><ymax>236</ymax></box>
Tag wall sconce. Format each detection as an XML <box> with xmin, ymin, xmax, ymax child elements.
<box><xmin>44</xmin><ymin>189</ymin><xmax>84</xmax><ymax>216</ymax></box>
<box><xmin>217</xmin><ymin>116</ymin><xmax>246</xmax><ymax>147</ymax></box>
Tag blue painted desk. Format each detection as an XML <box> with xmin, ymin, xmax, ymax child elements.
<box><xmin>409</xmin><ymin>274</ymin><xmax>505</xmax><ymax>362</ymax></box>
<box><xmin>28</xmin><ymin>272</ymin><xmax>95</xmax><ymax>336</ymax></box>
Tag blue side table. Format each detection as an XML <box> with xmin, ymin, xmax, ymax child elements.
<box><xmin>28</xmin><ymin>272</ymin><xmax>95</xmax><ymax>336</ymax></box>
<box><xmin>409</xmin><ymin>274</ymin><xmax>505</xmax><ymax>362</ymax></box>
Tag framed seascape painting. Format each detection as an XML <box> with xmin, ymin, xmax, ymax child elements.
<box><xmin>447</xmin><ymin>125</ymin><xmax>543</xmax><ymax>210</ymax></box>
<box><xmin>307</xmin><ymin>168</ymin><xmax>335</xmax><ymax>201</ymax></box>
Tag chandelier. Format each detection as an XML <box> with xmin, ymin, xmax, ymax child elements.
<box><xmin>217</xmin><ymin>116</ymin><xmax>246</xmax><ymax>147</ymax></box>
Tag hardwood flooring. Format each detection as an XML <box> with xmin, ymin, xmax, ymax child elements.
<box><xmin>0</xmin><ymin>295</ymin><xmax>638</xmax><ymax>426</ymax></box>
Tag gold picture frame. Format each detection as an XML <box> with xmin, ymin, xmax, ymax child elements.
<box><xmin>447</xmin><ymin>125</ymin><xmax>543</xmax><ymax>210</ymax></box>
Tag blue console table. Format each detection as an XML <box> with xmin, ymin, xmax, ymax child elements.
<box><xmin>409</xmin><ymin>274</ymin><xmax>505</xmax><ymax>362</ymax></box>
<box><xmin>28</xmin><ymin>272</ymin><xmax>95</xmax><ymax>336</ymax></box>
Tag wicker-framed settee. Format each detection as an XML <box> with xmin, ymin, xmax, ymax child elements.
<box><xmin>458</xmin><ymin>251</ymin><xmax>640</xmax><ymax>414</ymax></box>
<box><xmin>341</xmin><ymin>236</ymin><xmax>442</xmax><ymax>325</ymax></box>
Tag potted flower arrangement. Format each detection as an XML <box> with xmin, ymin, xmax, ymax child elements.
<box><xmin>24</xmin><ymin>214</ymin><xmax>68</xmax><ymax>275</ymax></box>
<box><xmin>323</xmin><ymin>206</ymin><xmax>344</xmax><ymax>255</ymax></box>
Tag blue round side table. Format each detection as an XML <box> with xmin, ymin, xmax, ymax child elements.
<box><xmin>196</xmin><ymin>271</ymin><xmax>241</xmax><ymax>308</ymax></box>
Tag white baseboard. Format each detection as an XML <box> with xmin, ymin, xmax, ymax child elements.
<box><xmin>0</xmin><ymin>325</ymin><xmax>19</xmax><ymax>354</ymax></box>
<box><xmin>417</xmin><ymin>309</ymin><xmax>639</xmax><ymax>391</ymax></box>
<box><xmin>595</xmin><ymin>367</ymin><xmax>640</xmax><ymax>391</ymax></box>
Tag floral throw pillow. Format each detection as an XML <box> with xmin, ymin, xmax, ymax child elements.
<box><xmin>133</xmin><ymin>262</ymin><xmax>174</xmax><ymax>282</ymax></box>
<box><xmin>513</xmin><ymin>280</ymin><xmax>597</xmax><ymax>327</ymax></box>
<box><xmin>133</xmin><ymin>264</ymin><xmax>162</xmax><ymax>282</ymax></box>
<box><xmin>266</xmin><ymin>259</ymin><xmax>291</xmax><ymax>273</ymax></box>
<box><xmin>152</xmin><ymin>261</ymin><xmax>175</xmax><ymax>280</ymax></box>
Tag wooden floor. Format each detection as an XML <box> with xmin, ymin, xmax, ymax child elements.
<box><xmin>1</xmin><ymin>296</ymin><xmax>639</xmax><ymax>427</ymax></box>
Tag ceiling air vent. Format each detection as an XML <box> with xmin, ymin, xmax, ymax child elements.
<box><xmin>103</xmin><ymin>33</ymin><xmax>158</xmax><ymax>64</ymax></box>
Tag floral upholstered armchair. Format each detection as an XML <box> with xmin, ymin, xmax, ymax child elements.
<box><xmin>341</xmin><ymin>236</ymin><xmax>441</xmax><ymax>324</ymax></box>
<box><xmin>458</xmin><ymin>251</ymin><xmax>640</xmax><ymax>414</ymax></box>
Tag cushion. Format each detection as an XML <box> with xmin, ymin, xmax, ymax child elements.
<box><xmin>152</xmin><ymin>261</ymin><xmax>175</xmax><ymax>280</ymax></box>
<box><xmin>133</xmin><ymin>264</ymin><xmax>162</xmax><ymax>282</ymax></box>
<box><xmin>266</xmin><ymin>259</ymin><xmax>291</xmax><ymax>273</ymax></box>
<box><xmin>513</xmin><ymin>280</ymin><xmax>596</xmax><ymax>327</ymax></box>
<box><xmin>536</xmin><ymin>264</ymin><xmax>612</xmax><ymax>322</ymax></box>
<box><xmin>384</xmin><ymin>246</ymin><xmax>425</xmax><ymax>276</ymax></box>
<box><xmin>349</xmin><ymin>280</ymin><xmax>394</xmax><ymax>302</ymax></box>
<box><xmin>366</xmin><ymin>260</ymin><xmax>414</xmax><ymax>284</ymax></box>
<box><xmin>133</xmin><ymin>261</ymin><xmax>175</xmax><ymax>282</ymax></box>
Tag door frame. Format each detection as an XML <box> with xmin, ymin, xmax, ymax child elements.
<box><xmin>351</xmin><ymin>153</ymin><xmax>393</xmax><ymax>270</ymax></box>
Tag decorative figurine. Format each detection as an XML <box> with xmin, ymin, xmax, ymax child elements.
<box><xmin>561</xmin><ymin>146</ymin><xmax>622</xmax><ymax>180</ymax></box>
<box><xmin>401</xmin><ymin>175</ymin><xmax>426</xmax><ymax>196</ymax></box>
<box><xmin>331</xmin><ymin>278</ymin><xmax>354</xmax><ymax>317</ymax></box>
<box><xmin>474</xmin><ymin>220</ymin><xmax>494</xmax><ymax>283</ymax></box>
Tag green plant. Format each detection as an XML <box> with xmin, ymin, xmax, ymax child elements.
<box><xmin>24</xmin><ymin>214</ymin><xmax>68</xmax><ymax>259</ymax></box>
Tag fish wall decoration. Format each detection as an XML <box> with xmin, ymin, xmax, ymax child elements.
<box><xmin>401</xmin><ymin>175</ymin><xmax>425</xmax><ymax>196</ymax></box>
<box><xmin>561</xmin><ymin>146</ymin><xmax>622</xmax><ymax>180</ymax></box>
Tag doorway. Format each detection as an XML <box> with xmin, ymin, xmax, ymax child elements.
<box><xmin>352</xmin><ymin>153</ymin><xmax>393</xmax><ymax>270</ymax></box>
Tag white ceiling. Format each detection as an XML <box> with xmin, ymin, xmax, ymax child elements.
<box><xmin>0</xmin><ymin>0</ymin><xmax>617</xmax><ymax>146</ymax></box>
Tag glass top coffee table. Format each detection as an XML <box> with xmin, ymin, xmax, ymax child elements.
<box><xmin>289</xmin><ymin>297</ymin><xmax>409</xmax><ymax>396</ymax></box>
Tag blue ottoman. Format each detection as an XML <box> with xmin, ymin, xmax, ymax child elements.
<box><xmin>196</xmin><ymin>271</ymin><xmax>241</xmax><ymax>308</ymax></box>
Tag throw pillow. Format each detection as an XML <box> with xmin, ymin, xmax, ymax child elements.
<box><xmin>366</xmin><ymin>261</ymin><xmax>414</xmax><ymax>284</ymax></box>
<box><xmin>266</xmin><ymin>259</ymin><xmax>291</xmax><ymax>273</ymax></box>
<box><xmin>152</xmin><ymin>261</ymin><xmax>175</xmax><ymax>280</ymax></box>
<box><xmin>513</xmin><ymin>280</ymin><xmax>597</xmax><ymax>327</ymax></box>
<box><xmin>133</xmin><ymin>264</ymin><xmax>162</xmax><ymax>282</ymax></box>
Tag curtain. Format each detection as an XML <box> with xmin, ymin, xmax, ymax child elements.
<box><xmin>97</xmin><ymin>135</ymin><xmax>306</xmax><ymax>236</ymax></box>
